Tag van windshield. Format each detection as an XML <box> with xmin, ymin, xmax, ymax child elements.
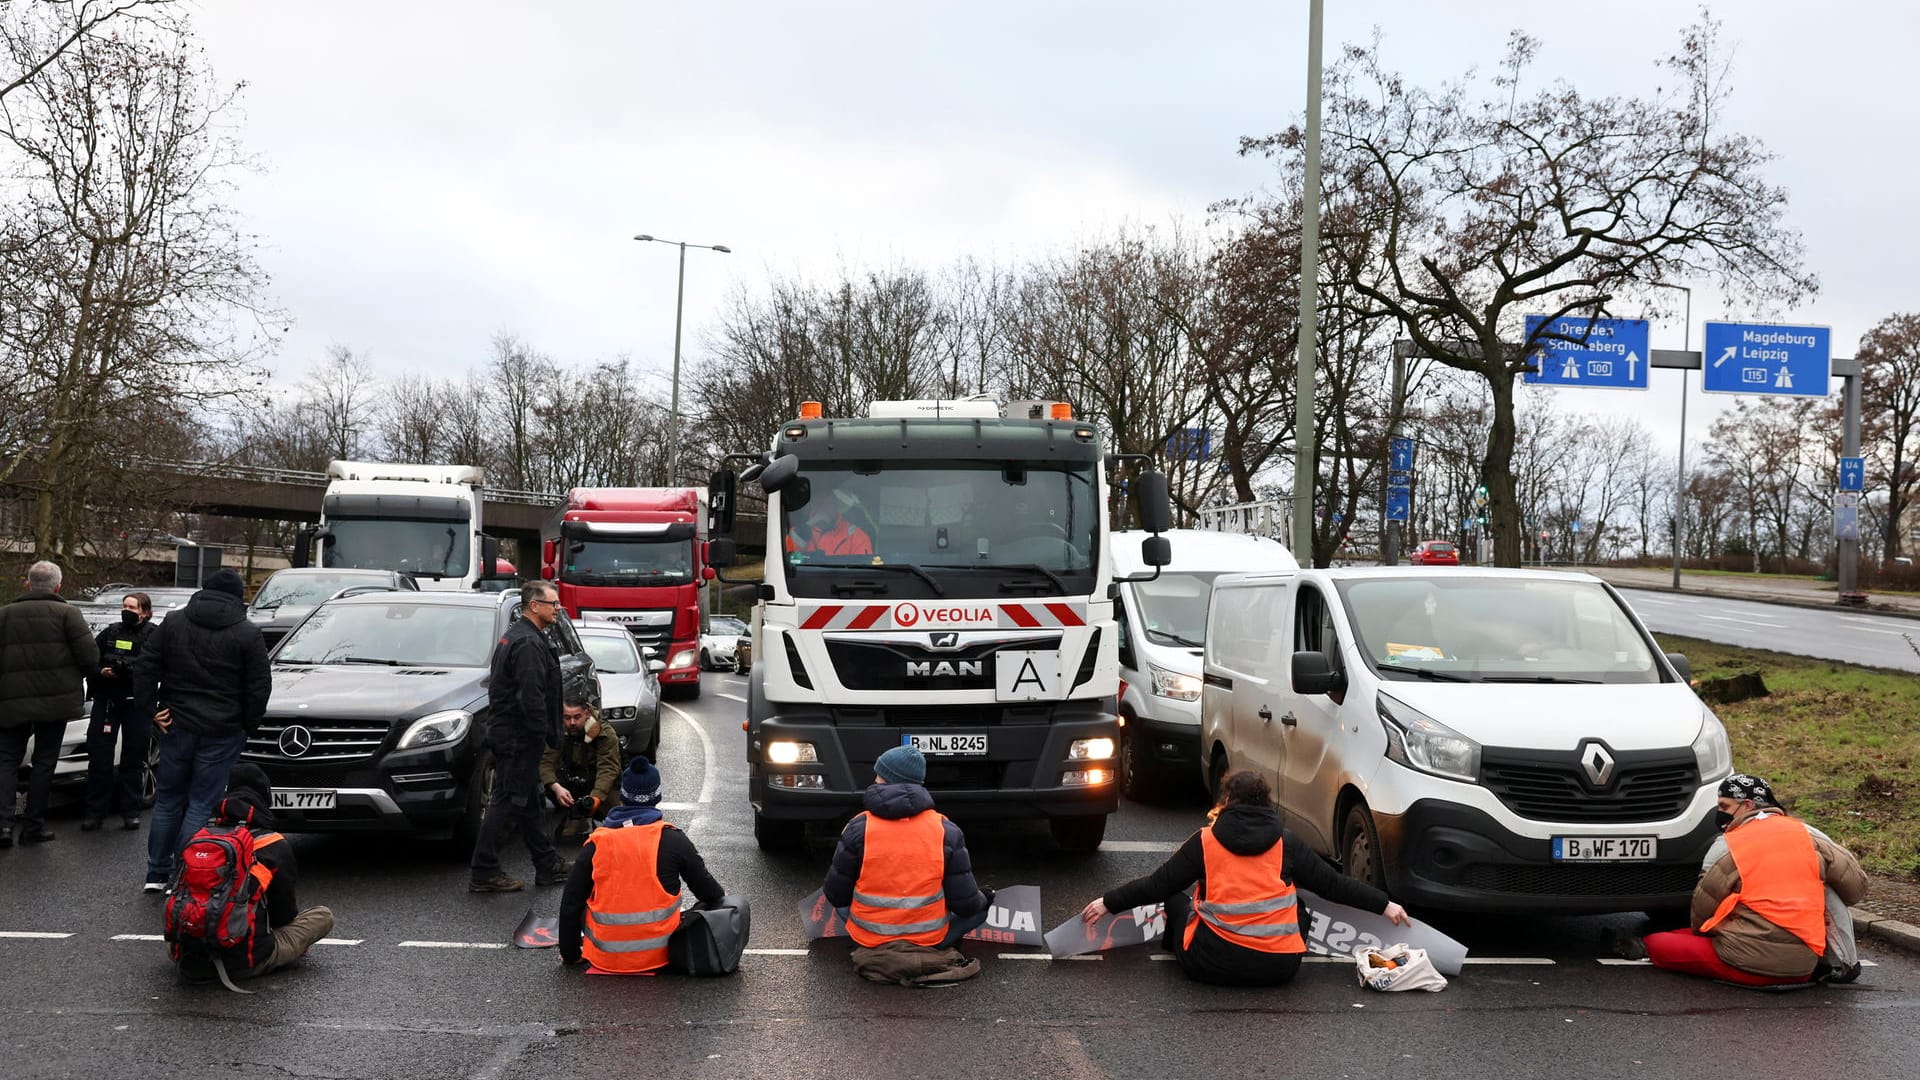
<box><xmin>1132</xmin><ymin>572</ymin><xmax>1218</xmax><ymax>648</ymax></box>
<box><xmin>1333</xmin><ymin>576</ymin><xmax>1662</xmax><ymax>684</ymax></box>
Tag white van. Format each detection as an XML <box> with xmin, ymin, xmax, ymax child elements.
<box><xmin>1201</xmin><ymin>567</ymin><xmax>1730</xmax><ymax>914</ymax></box>
<box><xmin>1113</xmin><ymin>529</ymin><xmax>1298</xmax><ymax>799</ymax></box>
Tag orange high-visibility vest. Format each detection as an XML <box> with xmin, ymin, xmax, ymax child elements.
<box><xmin>1185</xmin><ymin>827</ymin><xmax>1307</xmax><ymax>954</ymax></box>
<box><xmin>1700</xmin><ymin>813</ymin><xmax>1827</xmax><ymax>954</ymax></box>
<box><xmin>583</xmin><ymin>821</ymin><xmax>682</xmax><ymax>973</ymax></box>
<box><xmin>848</xmin><ymin>811</ymin><xmax>950</xmax><ymax>948</ymax></box>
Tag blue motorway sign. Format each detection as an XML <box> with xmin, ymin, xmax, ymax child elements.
<box><xmin>1388</xmin><ymin>470</ymin><xmax>1411</xmax><ymax>489</ymax></box>
<box><xmin>1169</xmin><ymin>428</ymin><xmax>1212</xmax><ymax>461</ymax></box>
<box><xmin>1839</xmin><ymin>456</ymin><xmax>1865</xmax><ymax>492</ymax></box>
<box><xmin>1385</xmin><ymin>487</ymin><xmax>1410</xmax><ymax>522</ymax></box>
<box><xmin>1522</xmin><ymin>316</ymin><xmax>1650</xmax><ymax>390</ymax></box>
<box><xmin>1389</xmin><ymin>437</ymin><xmax>1415</xmax><ymax>472</ymax></box>
<box><xmin>1701</xmin><ymin>322</ymin><xmax>1831</xmax><ymax>397</ymax></box>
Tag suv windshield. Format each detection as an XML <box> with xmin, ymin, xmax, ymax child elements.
<box><xmin>326</xmin><ymin>518</ymin><xmax>470</xmax><ymax>579</ymax></box>
<box><xmin>781</xmin><ymin>461</ymin><xmax>1097</xmax><ymax>598</ymax></box>
<box><xmin>253</xmin><ymin>572</ymin><xmax>393</xmax><ymax>610</ymax></box>
<box><xmin>562</xmin><ymin>537</ymin><xmax>692</xmax><ymax>585</ymax></box>
<box><xmin>1334</xmin><ymin>576</ymin><xmax>1662</xmax><ymax>684</ymax></box>
<box><xmin>581</xmin><ymin>632</ymin><xmax>641</xmax><ymax>674</ymax></box>
<box><xmin>1132</xmin><ymin>572</ymin><xmax>1217</xmax><ymax>648</ymax></box>
<box><xmin>276</xmin><ymin>602</ymin><xmax>495</xmax><ymax>667</ymax></box>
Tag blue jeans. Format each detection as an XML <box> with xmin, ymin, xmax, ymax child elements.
<box><xmin>146</xmin><ymin>729</ymin><xmax>247</xmax><ymax>883</ymax></box>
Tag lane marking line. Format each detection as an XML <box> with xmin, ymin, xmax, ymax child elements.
<box><xmin>718</xmin><ymin>692</ymin><xmax>747</xmax><ymax>703</ymax></box>
<box><xmin>998</xmin><ymin>953</ymin><xmax>1054</xmax><ymax>960</ymax></box>
<box><xmin>111</xmin><ymin>934</ymin><xmax>164</xmax><ymax>942</ymax></box>
<box><xmin>662</xmin><ymin>702</ymin><xmax>717</xmax><ymax>805</ymax></box>
<box><xmin>397</xmin><ymin>941</ymin><xmax>509</xmax><ymax>950</ymax></box>
<box><xmin>0</xmin><ymin>931</ymin><xmax>73</xmax><ymax>939</ymax></box>
<box><xmin>743</xmin><ymin>948</ymin><xmax>810</xmax><ymax>956</ymax></box>
<box><xmin>1596</xmin><ymin>958</ymin><xmax>1649</xmax><ymax>966</ymax></box>
<box><xmin>1149</xmin><ymin>954</ymin><xmax>1175</xmax><ymax>961</ymax></box>
<box><xmin>1462</xmin><ymin>957</ymin><xmax>1555</xmax><ymax>965</ymax></box>
<box><xmin>1840</xmin><ymin>626</ymin><xmax>1908</xmax><ymax>636</ymax></box>
<box><xmin>1099</xmin><ymin>840</ymin><xmax>1182</xmax><ymax>853</ymax></box>
<box><xmin>316</xmin><ymin>938</ymin><xmax>363</xmax><ymax>946</ymax></box>
<box><xmin>659</xmin><ymin>802</ymin><xmax>701</xmax><ymax>811</ymax></box>
<box><xmin>1698</xmin><ymin>615</ymin><xmax>1786</xmax><ymax>628</ymax></box>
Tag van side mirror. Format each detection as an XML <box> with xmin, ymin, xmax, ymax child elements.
<box><xmin>1291</xmin><ymin>651</ymin><xmax>1346</xmax><ymax>696</ymax></box>
<box><xmin>1136</xmin><ymin>470</ymin><xmax>1172</xmax><ymax>534</ymax></box>
<box><xmin>1141</xmin><ymin>535</ymin><xmax>1171</xmax><ymax>568</ymax></box>
<box><xmin>1665</xmin><ymin>652</ymin><xmax>1691</xmax><ymax>683</ymax></box>
<box><xmin>709</xmin><ymin>469</ymin><xmax>738</xmax><ymax>534</ymax></box>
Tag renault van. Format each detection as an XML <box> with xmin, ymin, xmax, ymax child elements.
<box><xmin>1201</xmin><ymin>567</ymin><xmax>1729</xmax><ymax>913</ymax></box>
<box><xmin>1113</xmin><ymin>529</ymin><xmax>1298</xmax><ymax>799</ymax></box>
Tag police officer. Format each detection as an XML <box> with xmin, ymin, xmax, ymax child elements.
<box><xmin>468</xmin><ymin>580</ymin><xmax>570</xmax><ymax>893</ymax></box>
<box><xmin>82</xmin><ymin>591</ymin><xmax>157</xmax><ymax>831</ymax></box>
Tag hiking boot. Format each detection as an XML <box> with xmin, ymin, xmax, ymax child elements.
<box><xmin>19</xmin><ymin>827</ymin><xmax>54</xmax><ymax>845</ymax></box>
<box><xmin>0</xmin><ymin>828</ymin><xmax>12</xmax><ymax>849</ymax></box>
<box><xmin>121</xmin><ymin>816</ymin><xmax>142</xmax><ymax>831</ymax></box>
<box><xmin>534</xmin><ymin>859</ymin><xmax>573</xmax><ymax>886</ymax></box>
<box><xmin>469</xmin><ymin>873</ymin><xmax>524</xmax><ymax>893</ymax></box>
<box><xmin>80</xmin><ymin>817</ymin><xmax>104</xmax><ymax>832</ymax></box>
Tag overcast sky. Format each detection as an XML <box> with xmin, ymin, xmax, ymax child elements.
<box><xmin>193</xmin><ymin>0</ymin><xmax>1914</xmax><ymax>450</ymax></box>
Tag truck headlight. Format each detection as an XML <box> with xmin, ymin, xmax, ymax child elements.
<box><xmin>1148</xmin><ymin>664</ymin><xmax>1201</xmax><ymax>702</ymax></box>
<box><xmin>668</xmin><ymin>648</ymin><xmax>698</xmax><ymax>669</ymax></box>
<box><xmin>766</xmin><ymin>740</ymin><xmax>818</xmax><ymax>764</ymax></box>
<box><xmin>1377</xmin><ymin>693</ymin><xmax>1480</xmax><ymax>783</ymax></box>
<box><xmin>1069</xmin><ymin>737</ymin><xmax>1116</xmax><ymax>760</ymax></box>
<box><xmin>1692</xmin><ymin>710</ymin><xmax>1732</xmax><ymax>782</ymax></box>
<box><xmin>396</xmin><ymin>710</ymin><xmax>472</xmax><ymax>750</ymax></box>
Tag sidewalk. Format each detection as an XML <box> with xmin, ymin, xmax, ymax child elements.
<box><xmin>1585</xmin><ymin>566</ymin><xmax>1920</xmax><ymax>621</ymax></box>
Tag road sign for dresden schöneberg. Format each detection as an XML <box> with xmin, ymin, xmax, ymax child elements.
<box><xmin>1701</xmin><ymin>322</ymin><xmax>1831</xmax><ymax>397</ymax></box>
<box><xmin>1522</xmin><ymin>316</ymin><xmax>1650</xmax><ymax>390</ymax></box>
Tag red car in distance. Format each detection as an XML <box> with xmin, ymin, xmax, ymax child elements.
<box><xmin>1409</xmin><ymin>540</ymin><xmax>1460</xmax><ymax>566</ymax></box>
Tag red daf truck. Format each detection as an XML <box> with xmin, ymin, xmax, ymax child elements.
<box><xmin>542</xmin><ymin>488</ymin><xmax>711</xmax><ymax>698</ymax></box>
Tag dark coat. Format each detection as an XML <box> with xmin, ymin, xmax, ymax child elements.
<box><xmin>133</xmin><ymin>590</ymin><xmax>272</xmax><ymax>737</ymax></box>
<box><xmin>0</xmin><ymin>590</ymin><xmax>98</xmax><ymax>728</ymax></box>
<box><xmin>1102</xmin><ymin>804</ymin><xmax>1391</xmax><ymax>987</ymax></box>
<box><xmin>91</xmin><ymin>617</ymin><xmax>157</xmax><ymax>707</ymax></box>
<box><xmin>488</xmin><ymin>616</ymin><xmax>561</xmax><ymax>753</ymax></box>
<box><xmin>822</xmin><ymin>782</ymin><xmax>989</xmax><ymax>919</ymax></box>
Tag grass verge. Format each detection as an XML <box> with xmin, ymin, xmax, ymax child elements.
<box><xmin>1658</xmin><ymin>634</ymin><xmax>1920</xmax><ymax>879</ymax></box>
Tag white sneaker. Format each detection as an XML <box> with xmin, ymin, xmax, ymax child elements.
<box><xmin>142</xmin><ymin>882</ymin><xmax>165</xmax><ymax>894</ymax></box>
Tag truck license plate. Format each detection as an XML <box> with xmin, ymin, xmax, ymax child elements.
<box><xmin>907</xmin><ymin>734</ymin><xmax>988</xmax><ymax>756</ymax></box>
<box><xmin>272</xmin><ymin>789</ymin><xmax>336</xmax><ymax>811</ymax></box>
<box><xmin>1552</xmin><ymin>836</ymin><xmax>1656</xmax><ymax>861</ymax></box>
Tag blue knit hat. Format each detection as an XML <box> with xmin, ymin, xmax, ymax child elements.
<box><xmin>875</xmin><ymin>745</ymin><xmax>927</xmax><ymax>785</ymax></box>
<box><xmin>620</xmin><ymin>756</ymin><xmax>663</xmax><ymax>806</ymax></box>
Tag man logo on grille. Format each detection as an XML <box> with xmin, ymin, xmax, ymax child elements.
<box><xmin>1578</xmin><ymin>741</ymin><xmax>1615</xmax><ymax>787</ymax></box>
<box><xmin>278</xmin><ymin>725</ymin><xmax>314</xmax><ymax>758</ymax></box>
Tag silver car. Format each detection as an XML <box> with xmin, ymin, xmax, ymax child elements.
<box><xmin>577</xmin><ymin>622</ymin><xmax>666</xmax><ymax>759</ymax></box>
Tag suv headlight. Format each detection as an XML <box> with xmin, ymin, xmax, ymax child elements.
<box><xmin>396</xmin><ymin>709</ymin><xmax>472</xmax><ymax>750</ymax></box>
<box><xmin>1692</xmin><ymin>709</ymin><xmax>1732</xmax><ymax>782</ymax></box>
<box><xmin>1377</xmin><ymin>693</ymin><xmax>1480</xmax><ymax>783</ymax></box>
<box><xmin>1148</xmin><ymin>664</ymin><xmax>1201</xmax><ymax>702</ymax></box>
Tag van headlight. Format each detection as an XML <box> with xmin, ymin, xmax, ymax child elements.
<box><xmin>1148</xmin><ymin>664</ymin><xmax>1201</xmax><ymax>701</ymax></box>
<box><xmin>1692</xmin><ymin>710</ymin><xmax>1732</xmax><ymax>782</ymax></box>
<box><xmin>1377</xmin><ymin>693</ymin><xmax>1480</xmax><ymax>783</ymax></box>
<box><xmin>397</xmin><ymin>709</ymin><xmax>472</xmax><ymax>750</ymax></box>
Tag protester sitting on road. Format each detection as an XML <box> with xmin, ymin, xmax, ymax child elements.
<box><xmin>541</xmin><ymin>695</ymin><xmax>622</xmax><ymax>842</ymax></box>
<box><xmin>822</xmin><ymin>746</ymin><xmax>993</xmax><ymax>951</ymax></box>
<box><xmin>558</xmin><ymin>756</ymin><xmax>728</xmax><ymax>973</ymax></box>
<box><xmin>84</xmin><ymin>591</ymin><xmax>158</xmax><ymax>832</ymax></box>
<box><xmin>171</xmin><ymin>764</ymin><xmax>334</xmax><ymax>988</ymax></box>
<box><xmin>1604</xmin><ymin>773</ymin><xmax>1868</xmax><ymax>986</ymax></box>
<box><xmin>1079</xmin><ymin>770</ymin><xmax>1410</xmax><ymax>987</ymax></box>
<box><xmin>0</xmin><ymin>560</ymin><xmax>99</xmax><ymax>848</ymax></box>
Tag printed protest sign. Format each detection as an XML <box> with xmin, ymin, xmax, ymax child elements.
<box><xmin>1045</xmin><ymin>903</ymin><xmax>1167</xmax><ymax>958</ymax></box>
<box><xmin>512</xmin><ymin>910</ymin><xmax>560</xmax><ymax>949</ymax></box>
<box><xmin>798</xmin><ymin>886</ymin><xmax>1044</xmax><ymax>947</ymax></box>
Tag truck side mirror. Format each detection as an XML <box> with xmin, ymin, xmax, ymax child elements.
<box><xmin>1137</xmin><ymin>470</ymin><xmax>1172</xmax><ymax>534</ymax></box>
<box><xmin>758</xmin><ymin>454</ymin><xmax>800</xmax><ymax>494</ymax></box>
<box><xmin>292</xmin><ymin>526</ymin><xmax>313</xmax><ymax>569</ymax></box>
<box><xmin>541</xmin><ymin>538</ymin><xmax>557</xmax><ymax>580</ymax></box>
<box><xmin>709</xmin><ymin>469</ymin><xmax>737</xmax><ymax>534</ymax></box>
<box><xmin>479</xmin><ymin>536</ymin><xmax>501</xmax><ymax>578</ymax></box>
<box><xmin>1291</xmin><ymin>651</ymin><xmax>1346</xmax><ymax>695</ymax></box>
<box><xmin>709</xmin><ymin>538</ymin><xmax>737</xmax><ymax>569</ymax></box>
<box><xmin>1141</xmin><ymin>535</ymin><xmax>1171</xmax><ymax>567</ymax></box>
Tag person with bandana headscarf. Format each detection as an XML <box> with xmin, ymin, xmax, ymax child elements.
<box><xmin>1604</xmin><ymin>773</ymin><xmax>1868</xmax><ymax>986</ymax></box>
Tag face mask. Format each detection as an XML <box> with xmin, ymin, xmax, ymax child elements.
<box><xmin>1713</xmin><ymin>809</ymin><xmax>1735</xmax><ymax>832</ymax></box>
<box><xmin>120</xmin><ymin>610</ymin><xmax>141</xmax><ymax>628</ymax></box>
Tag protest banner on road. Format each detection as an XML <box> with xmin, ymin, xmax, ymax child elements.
<box><xmin>799</xmin><ymin>886</ymin><xmax>1045</xmax><ymax>947</ymax></box>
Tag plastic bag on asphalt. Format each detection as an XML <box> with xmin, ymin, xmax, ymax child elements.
<box><xmin>1353</xmin><ymin>944</ymin><xmax>1448</xmax><ymax>992</ymax></box>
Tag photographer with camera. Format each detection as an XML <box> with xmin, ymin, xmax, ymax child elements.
<box><xmin>541</xmin><ymin>695</ymin><xmax>623</xmax><ymax>842</ymax></box>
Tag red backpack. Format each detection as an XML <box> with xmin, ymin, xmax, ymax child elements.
<box><xmin>164</xmin><ymin>801</ymin><xmax>276</xmax><ymax>988</ymax></box>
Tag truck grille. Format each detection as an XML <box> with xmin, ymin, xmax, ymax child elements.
<box><xmin>244</xmin><ymin>721</ymin><xmax>391</xmax><ymax>764</ymax></box>
<box><xmin>1457</xmin><ymin>861</ymin><xmax>1699</xmax><ymax>897</ymax></box>
<box><xmin>1481</xmin><ymin>749</ymin><xmax>1699</xmax><ymax>824</ymax></box>
<box><xmin>826</xmin><ymin>635</ymin><xmax>1062</xmax><ymax>692</ymax></box>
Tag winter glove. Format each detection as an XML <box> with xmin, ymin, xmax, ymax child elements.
<box><xmin>571</xmin><ymin>796</ymin><xmax>601</xmax><ymax>818</ymax></box>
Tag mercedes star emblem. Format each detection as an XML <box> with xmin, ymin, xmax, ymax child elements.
<box><xmin>278</xmin><ymin>725</ymin><xmax>314</xmax><ymax>758</ymax></box>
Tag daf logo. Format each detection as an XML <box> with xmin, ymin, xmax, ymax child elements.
<box><xmin>928</xmin><ymin>632</ymin><xmax>961</xmax><ymax>650</ymax></box>
<box><xmin>1578</xmin><ymin>741</ymin><xmax>1616</xmax><ymax>787</ymax></box>
<box><xmin>278</xmin><ymin>725</ymin><xmax>314</xmax><ymax>758</ymax></box>
<box><xmin>906</xmin><ymin>660</ymin><xmax>984</xmax><ymax>678</ymax></box>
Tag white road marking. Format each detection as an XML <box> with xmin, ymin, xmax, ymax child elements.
<box><xmin>396</xmin><ymin>941</ymin><xmax>509</xmax><ymax>950</ymax></box>
<box><xmin>1596</xmin><ymin>958</ymin><xmax>1649</xmax><ymax>966</ymax></box>
<box><xmin>998</xmin><ymin>953</ymin><xmax>1055</xmax><ymax>960</ymax></box>
<box><xmin>662</xmin><ymin>702</ymin><xmax>717</xmax><ymax>805</ymax></box>
<box><xmin>1698</xmin><ymin>615</ymin><xmax>1787</xmax><ymax>628</ymax></box>
<box><xmin>1840</xmin><ymin>626</ymin><xmax>1909</xmax><ymax>636</ymax></box>
<box><xmin>1149</xmin><ymin>954</ymin><xmax>1175</xmax><ymax>961</ymax></box>
<box><xmin>659</xmin><ymin>802</ymin><xmax>701</xmax><ymax>811</ymax></box>
<box><xmin>1303</xmin><ymin>956</ymin><xmax>1348</xmax><ymax>964</ymax></box>
<box><xmin>718</xmin><ymin>692</ymin><xmax>748</xmax><ymax>703</ymax></box>
<box><xmin>0</xmin><ymin>931</ymin><xmax>72</xmax><ymax>939</ymax></box>
<box><xmin>1100</xmin><ymin>840</ymin><xmax>1182</xmax><ymax>853</ymax></box>
<box><xmin>743</xmin><ymin>948</ymin><xmax>810</xmax><ymax>956</ymax></box>
<box><xmin>1462</xmin><ymin>957</ymin><xmax>1555</xmax><ymax>965</ymax></box>
<box><xmin>111</xmin><ymin>934</ymin><xmax>164</xmax><ymax>942</ymax></box>
<box><xmin>316</xmin><ymin>938</ymin><xmax>363</xmax><ymax>946</ymax></box>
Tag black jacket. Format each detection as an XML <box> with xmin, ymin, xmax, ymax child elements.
<box><xmin>822</xmin><ymin>782</ymin><xmax>989</xmax><ymax>920</ymax></box>
<box><xmin>133</xmin><ymin>590</ymin><xmax>272</xmax><ymax>737</ymax></box>
<box><xmin>558</xmin><ymin>818</ymin><xmax>724</xmax><ymax>964</ymax></box>
<box><xmin>91</xmin><ymin>618</ymin><xmax>156</xmax><ymax>706</ymax></box>
<box><xmin>0</xmin><ymin>591</ymin><xmax>98</xmax><ymax>728</ymax></box>
<box><xmin>487</xmin><ymin>616</ymin><xmax>560</xmax><ymax>752</ymax></box>
<box><xmin>1102</xmin><ymin>804</ymin><xmax>1390</xmax><ymax>986</ymax></box>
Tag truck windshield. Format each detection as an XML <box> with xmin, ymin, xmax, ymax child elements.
<box><xmin>326</xmin><ymin>517</ymin><xmax>470</xmax><ymax>580</ymax></box>
<box><xmin>1334</xmin><ymin>576</ymin><xmax>1662</xmax><ymax>684</ymax></box>
<box><xmin>1132</xmin><ymin>572</ymin><xmax>1219</xmax><ymax>648</ymax></box>
<box><xmin>781</xmin><ymin>462</ymin><xmax>1097</xmax><ymax>598</ymax></box>
<box><xmin>276</xmin><ymin>602</ymin><xmax>495</xmax><ymax>666</ymax></box>
<box><xmin>561</xmin><ymin>537</ymin><xmax>692</xmax><ymax>585</ymax></box>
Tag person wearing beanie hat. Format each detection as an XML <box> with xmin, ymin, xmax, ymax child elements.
<box><xmin>1603</xmin><ymin>772</ymin><xmax>1869</xmax><ymax>986</ymax></box>
<box><xmin>820</xmin><ymin>746</ymin><xmax>994</xmax><ymax>958</ymax></box>
<box><xmin>557</xmin><ymin>755</ymin><xmax>731</xmax><ymax>973</ymax></box>
<box><xmin>131</xmin><ymin>564</ymin><xmax>271</xmax><ymax>892</ymax></box>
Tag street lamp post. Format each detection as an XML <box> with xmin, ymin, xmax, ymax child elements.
<box><xmin>1652</xmin><ymin>282</ymin><xmax>1692</xmax><ymax>588</ymax></box>
<box><xmin>1293</xmin><ymin>0</ymin><xmax>1325</xmax><ymax>562</ymax></box>
<box><xmin>634</xmin><ymin>234</ymin><xmax>731</xmax><ymax>484</ymax></box>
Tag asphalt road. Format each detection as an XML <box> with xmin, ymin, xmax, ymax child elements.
<box><xmin>3</xmin><ymin>671</ymin><xmax>1918</xmax><ymax>1079</ymax></box>
<box><xmin>1619</xmin><ymin>587</ymin><xmax>1920</xmax><ymax>672</ymax></box>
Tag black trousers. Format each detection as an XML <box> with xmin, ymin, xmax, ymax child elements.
<box><xmin>470</xmin><ymin>743</ymin><xmax>559</xmax><ymax>879</ymax></box>
<box><xmin>85</xmin><ymin>697</ymin><xmax>152</xmax><ymax>820</ymax></box>
<box><xmin>0</xmin><ymin>721</ymin><xmax>66</xmax><ymax>833</ymax></box>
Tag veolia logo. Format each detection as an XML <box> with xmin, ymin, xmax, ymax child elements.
<box><xmin>895</xmin><ymin>602</ymin><xmax>994</xmax><ymax>627</ymax></box>
<box><xmin>896</xmin><ymin>603</ymin><xmax>921</xmax><ymax>627</ymax></box>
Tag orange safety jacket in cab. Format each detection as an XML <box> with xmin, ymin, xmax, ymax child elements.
<box><xmin>848</xmin><ymin>811</ymin><xmax>950</xmax><ymax>947</ymax></box>
<box><xmin>1700</xmin><ymin>813</ymin><xmax>1827</xmax><ymax>953</ymax></box>
<box><xmin>583</xmin><ymin>821</ymin><xmax>683</xmax><ymax>973</ymax></box>
<box><xmin>1185</xmin><ymin>828</ymin><xmax>1307</xmax><ymax>954</ymax></box>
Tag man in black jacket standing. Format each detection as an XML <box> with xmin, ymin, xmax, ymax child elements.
<box><xmin>134</xmin><ymin>568</ymin><xmax>272</xmax><ymax>893</ymax></box>
<box><xmin>0</xmin><ymin>560</ymin><xmax>99</xmax><ymax>847</ymax></box>
<box><xmin>469</xmin><ymin>579</ymin><xmax>570</xmax><ymax>893</ymax></box>
<box><xmin>83</xmin><ymin>591</ymin><xmax>158</xmax><ymax>832</ymax></box>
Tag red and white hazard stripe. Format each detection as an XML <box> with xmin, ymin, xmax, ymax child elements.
<box><xmin>997</xmin><ymin>602</ymin><xmax>1085</xmax><ymax>628</ymax></box>
<box><xmin>797</xmin><ymin>601</ymin><xmax>1089</xmax><ymax>631</ymax></box>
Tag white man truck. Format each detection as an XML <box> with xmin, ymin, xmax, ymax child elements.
<box><xmin>707</xmin><ymin>398</ymin><xmax>1174</xmax><ymax>852</ymax></box>
<box><xmin>294</xmin><ymin>461</ymin><xmax>501</xmax><ymax>592</ymax></box>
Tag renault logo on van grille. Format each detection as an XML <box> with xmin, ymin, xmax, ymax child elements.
<box><xmin>1578</xmin><ymin>742</ymin><xmax>1616</xmax><ymax>787</ymax></box>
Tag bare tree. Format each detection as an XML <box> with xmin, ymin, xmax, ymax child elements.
<box><xmin>299</xmin><ymin>345</ymin><xmax>378</xmax><ymax>462</ymax></box>
<box><xmin>0</xmin><ymin>0</ymin><xmax>171</xmax><ymax>106</ymax></box>
<box><xmin>1857</xmin><ymin>313</ymin><xmax>1920</xmax><ymax>563</ymax></box>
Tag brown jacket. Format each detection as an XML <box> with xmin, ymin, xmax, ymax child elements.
<box><xmin>1691</xmin><ymin>808</ymin><xmax>1868</xmax><ymax>978</ymax></box>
